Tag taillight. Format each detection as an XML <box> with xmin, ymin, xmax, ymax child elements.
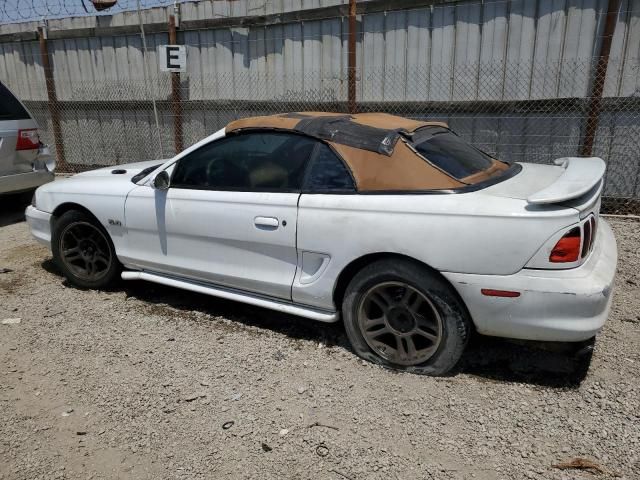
<box><xmin>16</xmin><ymin>129</ymin><xmax>40</xmax><ymax>150</ymax></box>
<box><xmin>549</xmin><ymin>227</ymin><xmax>581</xmax><ymax>263</ymax></box>
<box><xmin>581</xmin><ymin>219</ymin><xmax>592</xmax><ymax>258</ymax></box>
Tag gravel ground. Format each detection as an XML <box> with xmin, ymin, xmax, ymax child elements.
<box><xmin>1</xmin><ymin>195</ymin><xmax>639</xmax><ymax>480</ymax></box>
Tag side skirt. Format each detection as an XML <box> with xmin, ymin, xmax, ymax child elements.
<box><xmin>121</xmin><ymin>270</ymin><xmax>339</xmax><ymax>323</ymax></box>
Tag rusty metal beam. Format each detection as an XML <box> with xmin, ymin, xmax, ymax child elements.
<box><xmin>169</xmin><ymin>14</ymin><xmax>183</xmax><ymax>154</ymax></box>
<box><xmin>579</xmin><ymin>0</ymin><xmax>620</xmax><ymax>157</ymax></box>
<box><xmin>347</xmin><ymin>0</ymin><xmax>357</xmax><ymax>114</ymax></box>
<box><xmin>38</xmin><ymin>27</ymin><xmax>67</xmax><ymax>172</ymax></box>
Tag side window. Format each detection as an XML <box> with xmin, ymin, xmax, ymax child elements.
<box><xmin>171</xmin><ymin>132</ymin><xmax>317</xmax><ymax>191</ymax></box>
<box><xmin>304</xmin><ymin>143</ymin><xmax>355</xmax><ymax>192</ymax></box>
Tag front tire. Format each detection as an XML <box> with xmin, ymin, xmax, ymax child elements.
<box><xmin>342</xmin><ymin>259</ymin><xmax>471</xmax><ymax>376</ymax></box>
<box><xmin>52</xmin><ymin>210</ymin><xmax>120</xmax><ymax>289</ymax></box>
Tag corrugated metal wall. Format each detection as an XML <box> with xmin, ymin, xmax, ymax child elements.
<box><xmin>0</xmin><ymin>0</ymin><xmax>639</xmax><ymax>199</ymax></box>
<box><xmin>2</xmin><ymin>0</ymin><xmax>639</xmax><ymax>102</ymax></box>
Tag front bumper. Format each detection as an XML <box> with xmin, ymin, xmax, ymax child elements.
<box><xmin>443</xmin><ymin>219</ymin><xmax>618</xmax><ymax>342</ymax></box>
<box><xmin>25</xmin><ymin>205</ymin><xmax>52</xmax><ymax>249</ymax></box>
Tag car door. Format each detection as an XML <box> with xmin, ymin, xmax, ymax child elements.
<box><xmin>293</xmin><ymin>142</ymin><xmax>358</xmax><ymax>310</ymax></box>
<box><xmin>124</xmin><ymin>130</ymin><xmax>317</xmax><ymax>301</ymax></box>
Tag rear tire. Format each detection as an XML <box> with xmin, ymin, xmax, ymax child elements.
<box><xmin>52</xmin><ymin>210</ymin><xmax>120</xmax><ymax>289</ymax></box>
<box><xmin>342</xmin><ymin>258</ymin><xmax>471</xmax><ymax>376</ymax></box>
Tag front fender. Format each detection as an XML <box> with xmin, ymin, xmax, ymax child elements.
<box><xmin>36</xmin><ymin>177</ymin><xmax>136</xmax><ymax>255</ymax></box>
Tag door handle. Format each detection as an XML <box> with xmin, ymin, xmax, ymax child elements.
<box><xmin>254</xmin><ymin>216</ymin><xmax>279</xmax><ymax>229</ymax></box>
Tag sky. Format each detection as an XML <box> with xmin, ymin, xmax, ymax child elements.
<box><xmin>0</xmin><ymin>0</ymin><xmax>181</xmax><ymax>24</ymax></box>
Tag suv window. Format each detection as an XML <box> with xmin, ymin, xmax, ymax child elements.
<box><xmin>304</xmin><ymin>143</ymin><xmax>355</xmax><ymax>192</ymax></box>
<box><xmin>0</xmin><ymin>82</ymin><xmax>30</xmax><ymax>120</ymax></box>
<box><xmin>171</xmin><ymin>132</ymin><xmax>317</xmax><ymax>191</ymax></box>
<box><xmin>410</xmin><ymin>127</ymin><xmax>495</xmax><ymax>179</ymax></box>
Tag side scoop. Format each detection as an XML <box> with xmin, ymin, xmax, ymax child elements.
<box><xmin>527</xmin><ymin>157</ymin><xmax>606</xmax><ymax>205</ymax></box>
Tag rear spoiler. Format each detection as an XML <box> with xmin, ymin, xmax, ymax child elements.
<box><xmin>527</xmin><ymin>157</ymin><xmax>606</xmax><ymax>205</ymax></box>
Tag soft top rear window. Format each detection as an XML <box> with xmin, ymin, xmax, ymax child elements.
<box><xmin>0</xmin><ymin>82</ymin><xmax>30</xmax><ymax>120</ymax></box>
<box><xmin>409</xmin><ymin>126</ymin><xmax>497</xmax><ymax>180</ymax></box>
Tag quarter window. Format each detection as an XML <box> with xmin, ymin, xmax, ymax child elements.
<box><xmin>304</xmin><ymin>143</ymin><xmax>355</xmax><ymax>192</ymax></box>
<box><xmin>171</xmin><ymin>132</ymin><xmax>317</xmax><ymax>191</ymax></box>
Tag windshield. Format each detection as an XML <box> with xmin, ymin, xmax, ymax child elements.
<box><xmin>410</xmin><ymin>127</ymin><xmax>498</xmax><ymax>180</ymax></box>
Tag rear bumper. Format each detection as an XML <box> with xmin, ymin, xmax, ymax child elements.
<box><xmin>25</xmin><ymin>205</ymin><xmax>52</xmax><ymax>249</ymax></box>
<box><xmin>443</xmin><ymin>219</ymin><xmax>618</xmax><ymax>342</ymax></box>
<box><xmin>0</xmin><ymin>170</ymin><xmax>54</xmax><ymax>195</ymax></box>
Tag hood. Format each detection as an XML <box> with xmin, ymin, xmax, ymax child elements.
<box><xmin>72</xmin><ymin>160</ymin><xmax>168</xmax><ymax>181</ymax></box>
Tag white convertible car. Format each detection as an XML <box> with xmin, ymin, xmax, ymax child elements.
<box><xmin>26</xmin><ymin>112</ymin><xmax>617</xmax><ymax>375</ymax></box>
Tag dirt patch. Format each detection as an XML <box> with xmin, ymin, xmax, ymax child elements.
<box><xmin>1</xmin><ymin>218</ymin><xmax>639</xmax><ymax>480</ymax></box>
<box><xmin>3</xmin><ymin>243</ymin><xmax>45</xmax><ymax>265</ymax></box>
<box><xmin>0</xmin><ymin>273</ymin><xmax>26</xmax><ymax>294</ymax></box>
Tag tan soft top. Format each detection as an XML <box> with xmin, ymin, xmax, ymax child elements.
<box><xmin>227</xmin><ymin>112</ymin><xmax>448</xmax><ymax>133</ymax></box>
<box><xmin>226</xmin><ymin>112</ymin><xmax>507</xmax><ymax>192</ymax></box>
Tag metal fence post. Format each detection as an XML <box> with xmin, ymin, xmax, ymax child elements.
<box><xmin>169</xmin><ymin>14</ymin><xmax>183</xmax><ymax>154</ymax></box>
<box><xmin>38</xmin><ymin>26</ymin><xmax>67</xmax><ymax>171</ymax></box>
<box><xmin>347</xmin><ymin>0</ymin><xmax>357</xmax><ymax>114</ymax></box>
<box><xmin>579</xmin><ymin>0</ymin><xmax>620</xmax><ymax>157</ymax></box>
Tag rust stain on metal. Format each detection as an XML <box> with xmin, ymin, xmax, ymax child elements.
<box><xmin>169</xmin><ymin>14</ymin><xmax>184</xmax><ymax>154</ymax></box>
<box><xmin>38</xmin><ymin>27</ymin><xmax>67</xmax><ymax>171</ymax></box>
<box><xmin>579</xmin><ymin>0</ymin><xmax>620</xmax><ymax>157</ymax></box>
<box><xmin>347</xmin><ymin>0</ymin><xmax>357</xmax><ymax>114</ymax></box>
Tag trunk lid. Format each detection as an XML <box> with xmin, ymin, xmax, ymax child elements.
<box><xmin>484</xmin><ymin>158</ymin><xmax>605</xmax><ymax>218</ymax></box>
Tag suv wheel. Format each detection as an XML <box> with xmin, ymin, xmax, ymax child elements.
<box><xmin>342</xmin><ymin>258</ymin><xmax>470</xmax><ymax>376</ymax></box>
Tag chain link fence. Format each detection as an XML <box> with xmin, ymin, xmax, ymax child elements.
<box><xmin>18</xmin><ymin>55</ymin><xmax>640</xmax><ymax>214</ymax></box>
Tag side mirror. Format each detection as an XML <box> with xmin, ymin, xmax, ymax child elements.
<box><xmin>152</xmin><ymin>170</ymin><xmax>170</xmax><ymax>190</ymax></box>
